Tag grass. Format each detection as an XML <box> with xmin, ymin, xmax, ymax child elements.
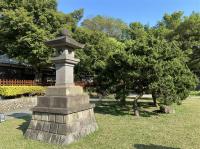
<box><xmin>0</xmin><ymin>97</ymin><xmax>200</xmax><ymax>149</ymax></box>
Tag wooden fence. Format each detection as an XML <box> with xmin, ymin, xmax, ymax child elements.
<box><xmin>0</xmin><ymin>79</ymin><xmax>36</xmax><ymax>86</ymax></box>
<box><xmin>0</xmin><ymin>79</ymin><xmax>93</xmax><ymax>87</ymax></box>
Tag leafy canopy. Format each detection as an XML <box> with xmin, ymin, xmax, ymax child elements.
<box><xmin>0</xmin><ymin>0</ymin><xmax>65</xmax><ymax>71</ymax></box>
<box><xmin>81</xmin><ymin>15</ymin><xmax>128</xmax><ymax>40</ymax></box>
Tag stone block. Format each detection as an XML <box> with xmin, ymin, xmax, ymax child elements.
<box><xmin>71</xmin><ymin>113</ymin><xmax>79</xmax><ymax>121</ymax></box>
<box><xmin>24</xmin><ymin>129</ymin><xmax>31</xmax><ymax>138</ymax></box>
<box><xmin>36</xmin><ymin>121</ymin><xmax>44</xmax><ymax>131</ymax></box>
<box><xmin>66</xmin><ymin>113</ymin><xmax>77</xmax><ymax>123</ymax></box>
<box><xmin>78</xmin><ymin>111</ymin><xmax>83</xmax><ymax>119</ymax></box>
<box><xmin>56</xmin><ymin>114</ymin><xmax>64</xmax><ymax>123</ymax></box>
<box><xmin>68</xmin><ymin>122</ymin><xmax>81</xmax><ymax>133</ymax></box>
<box><xmin>29</xmin><ymin>130</ymin><xmax>39</xmax><ymax>140</ymax></box>
<box><xmin>36</xmin><ymin>95</ymin><xmax>90</xmax><ymax>110</ymax></box>
<box><xmin>57</xmin><ymin>124</ymin><xmax>67</xmax><ymax>135</ymax></box>
<box><xmin>46</xmin><ymin>86</ymin><xmax>83</xmax><ymax>96</ymax></box>
<box><xmin>28</xmin><ymin>120</ymin><xmax>37</xmax><ymax>129</ymax></box>
<box><xmin>49</xmin><ymin>123</ymin><xmax>58</xmax><ymax>134</ymax></box>
<box><xmin>37</xmin><ymin>96</ymin><xmax>50</xmax><ymax>107</ymax></box>
<box><xmin>59</xmin><ymin>135</ymin><xmax>67</xmax><ymax>144</ymax></box>
<box><xmin>37</xmin><ymin>131</ymin><xmax>45</xmax><ymax>141</ymax></box>
<box><xmin>59</xmin><ymin>134</ymin><xmax>75</xmax><ymax>145</ymax></box>
<box><xmin>34</xmin><ymin>112</ymin><xmax>42</xmax><ymax>121</ymax></box>
<box><xmin>32</xmin><ymin>103</ymin><xmax>95</xmax><ymax>115</ymax></box>
<box><xmin>42</xmin><ymin>122</ymin><xmax>51</xmax><ymax>132</ymax></box>
<box><xmin>41</xmin><ymin>113</ymin><xmax>49</xmax><ymax>121</ymax></box>
<box><xmin>50</xmin><ymin>134</ymin><xmax>60</xmax><ymax>144</ymax></box>
<box><xmin>49</xmin><ymin>114</ymin><xmax>56</xmax><ymax>122</ymax></box>
<box><xmin>43</xmin><ymin>132</ymin><xmax>52</xmax><ymax>143</ymax></box>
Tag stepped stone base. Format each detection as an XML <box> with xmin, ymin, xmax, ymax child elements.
<box><xmin>25</xmin><ymin>108</ymin><xmax>98</xmax><ymax>145</ymax></box>
<box><xmin>25</xmin><ymin>86</ymin><xmax>98</xmax><ymax>145</ymax></box>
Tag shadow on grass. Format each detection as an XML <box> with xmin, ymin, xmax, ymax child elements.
<box><xmin>18</xmin><ymin>116</ymin><xmax>31</xmax><ymax>134</ymax></box>
<box><xmin>134</xmin><ymin>144</ymin><xmax>180</xmax><ymax>149</ymax></box>
<box><xmin>10</xmin><ymin>115</ymin><xmax>32</xmax><ymax>134</ymax></box>
<box><xmin>92</xmin><ymin>100</ymin><xmax>159</xmax><ymax>117</ymax></box>
<box><xmin>93</xmin><ymin>101</ymin><xmax>131</xmax><ymax>116</ymax></box>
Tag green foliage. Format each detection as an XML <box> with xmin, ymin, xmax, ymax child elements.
<box><xmin>81</xmin><ymin>15</ymin><xmax>128</xmax><ymax>39</ymax></box>
<box><xmin>158</xmin><ymin>11</ymin><xmax>184</xmax><ymax>30</ymax></box>
<box><xmin>0</xmin><ymin>1</ymin><xmax>198</xmax><ymax>110</ymax></box>
<box><xmin>0</xmin><ymin>86</ymin><xmax>46</xmax><ymax>97</ymax></box>
<box><xmin>174</xmin><ymin>13</ymin><xmax>200</xmax><ymax>75</ymax></box>
<box><xmin>148</xmin><ymin>39</ymin><xmax>198</xmax><ymax>105</ymax></box>
<box><xmin>129</xmin><ymin>22</ymin><xmax>148</xmax><ymax>40</ymax></box>
<box><xmin>65</xmin><ymin>8</ymin><xmax>84</xmax><ymax>32</ymax></box>
<box><xmin>74</xmin><ymin>27</ymin><xmax>125</xmax><ymax>81</ymax></box>
<box><xmin>154</xmin><ymin>12</ymin><xmax>200</xmax><ymax>78</ymax></box>
<box><xmin>76</xmin><ymin>12</ymin><xmax>198</xmax><ymax>107</ymax></box>
<box><xmin>93</xmin><ymin>33</ymin><xmax>197</xmax><ymax>106</ymax></box>
<box><xmin>0</xmin><ymin>0</ymin><xmax>81</xmax><ymax>80</ymax></box>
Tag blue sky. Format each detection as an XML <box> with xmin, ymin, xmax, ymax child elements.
<box><xmin>57</xmin><ymin>0</ymin><xmax>200</xmax><ymax>26</ymax></box>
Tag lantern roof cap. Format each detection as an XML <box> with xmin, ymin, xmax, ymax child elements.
<box><xmin>45</xmin><ymin>30</ymin><xmax>84</xmax><ymax>49</ymax></box>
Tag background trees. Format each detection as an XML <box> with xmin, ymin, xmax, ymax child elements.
<box><xmin>0</xmin><ymin>0</ymin><xmax>199</xmax><ymax>116</ymax></box>
<box><xmin>81</xmin><ymin>15</ymin><xmax>129</xmax><ymax>40</ymax></box>
<box><xmin>0</xmin><ymin>0</ymin><xmax>83</xmax><ymax>81</ymax></box>
<box><xmin>173</xmin><ymin>13</ymin><xmax>200</xmax><ymax>77</ymax></box>
<box><xmin>73</xmin><ymin>27</ymin><xmax>125</xmax><ymax>90</ymax></box>
<box><xmin>0</xmin><ymin>0</ymin><xmax>63</xmax><ymax>81</ymax></box>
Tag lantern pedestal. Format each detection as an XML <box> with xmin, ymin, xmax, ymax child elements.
<box><xmin>24</xmin><ymin>34</ymin><xmax>98</xmax><ymax>145</ymax></box>
<box><xmin>25</xmin><ymin>86</ymin><xmax>98</xmax><ymax>145</ymax></box>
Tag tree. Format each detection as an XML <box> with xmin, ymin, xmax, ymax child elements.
<box><xmin>65</xmin><ymin>8</ymin><xmax>84</xmax><ymax>33</ymax></box>
<box><xmin>81</xmin><ymin>15</ymin><xmax>128</xmax><ymax>40</ymax></box>
<box><xmin>152</xmin><ymin>11</ymin><xmax>184</xmax><ymax>40</ymax></box>
<box><xmin>149</xmin><ymin>39</ymin><xmax>198</xmax><ymax>106</ymax></box>
<box><xmin>97</xmin><ymin>33</ymin><xmax>197</xmax><ymax>116</ymax></box>
<box><xmin>73</xmin><ymin>27</ymin><xmax>125</xmax><ymax>97</ymax></box>
<box><xmin>158</xmin><ymin>11</ymin><xmax>184</xmax><ymax>30</ymax></box>
<box><xmin>0</xmin><ymin>0</ymin><xmax>82</xmax><ymax>82</ymax></box>
<box><xmin>154</xmin><ymin>12</ymin><xmax>200</xmax><ymax>79</ymax></box>
<box><xmin>173</xmin><ymin>13</ymin><xmax>200</xmax><ymax>77</ymax></box>
<box><xmin>129</xmin><ymin>22</ymin><xmax>148</xmax><ymax>40</ymax></box>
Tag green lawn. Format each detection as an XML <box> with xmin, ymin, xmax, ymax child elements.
<box><xmin>0</xmin><ymin>97</ymin><xmax>200</xmax><ymax>149</ymax></box>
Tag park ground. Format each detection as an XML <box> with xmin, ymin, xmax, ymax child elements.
<box><xmin>0</xmin><ymin>97</ymin><xmax>200</xmax><ymax>149</ymax></box>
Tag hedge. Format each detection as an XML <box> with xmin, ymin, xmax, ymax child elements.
<box><xmin>0</xmin><ymin>86</ymin><xmax>46</xmax><ymax>97</ymax></box>
<box><xmin>190</xmin><ymin>91</ymin><xmax>200</xmax><ymax>96</ymax></box>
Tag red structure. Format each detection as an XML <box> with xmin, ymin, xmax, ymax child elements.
<box><xmin>0</xmin><ymin>79</ymin><xmax>36</xmax><ymax>86</ymax></box>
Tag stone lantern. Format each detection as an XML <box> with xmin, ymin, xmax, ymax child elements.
<box><xmin>25</xmin><ymin>32</ymin><xmax>98</xmax><ymax>145</ymax></box>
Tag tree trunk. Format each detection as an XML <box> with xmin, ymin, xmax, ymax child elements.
<box><xmin>133</xmin><ymin>94</ymin><xmax>143</xmax><ymax>117</ymax></box>
<box><xmin>120</xmin><ymin>97</ymin><xmax>126</xmax><ymax>106</ymax></box>
<box><xmin>133</xmin><ymin>98</ymin><xmax>139</xmax><ymax>117</ymax></box>
<box><xmin>120</xmin><ymin>85</ymin><xmax>127</xmax><ymax>106</ymax></box>
<box><xmin>152</xmin><ymin>92</ymin><xmax>158</xmax><ymax>107</ymax></box>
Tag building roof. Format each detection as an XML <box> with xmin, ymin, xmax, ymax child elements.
<box><xmin>0</xmin><ymin>52</ymin><xmax>30</xmax><ymax>67</ymax></box>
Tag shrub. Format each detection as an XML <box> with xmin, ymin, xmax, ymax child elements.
<box><xmin>190</xmin><ymin>91</ymin><xmax>200</xmax><ymax>96</ymax></box>
<box><xmin>0</xmin><ymin>86</ymin><xmax>46</xmax><ymax>97</ymax></box>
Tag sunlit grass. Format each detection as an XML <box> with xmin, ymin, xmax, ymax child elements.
<box><xmin>0</xmin><ymin>97</ymin><xmax>200</xmax><ymax>149</ymax></box>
